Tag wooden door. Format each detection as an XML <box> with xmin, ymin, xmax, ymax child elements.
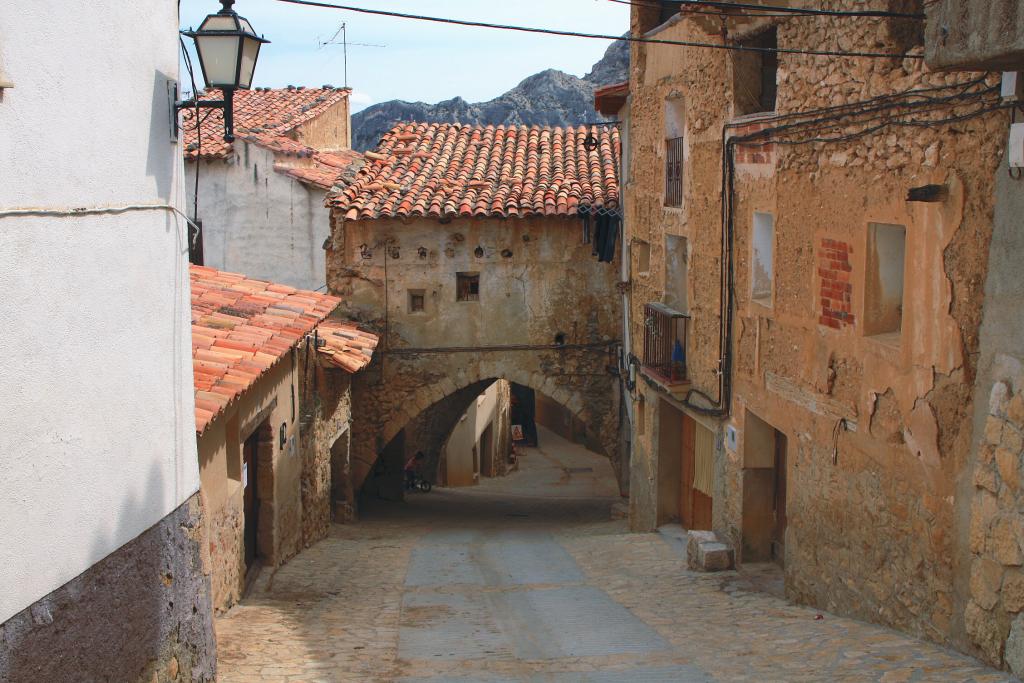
<box><xmin>680</xmin><ymin>415</ymin><xmax>713</xmax><ymax>531</ymax></box>
<box><xmin>771</xmin><ymin>431</ymin><xmax>788</xmax><ymax>566</ymax></box>
<box><xmin>243</xmin><ymin>433</ymin><xmax>259</xmax><ymax>570</ymax></box>
<box><xmin>680</xmin><ymin>415</ymin><xmax>695</xmax><ymax>528</ymax></box>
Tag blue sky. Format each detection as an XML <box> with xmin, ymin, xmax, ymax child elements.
<box><xmin>179</xmin><ymin>0</ymin><xmax>630</xmax><ymax>113</ymax></box>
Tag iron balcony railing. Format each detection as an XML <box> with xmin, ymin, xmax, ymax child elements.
<box><xmin>665</xmin><ymin>137</ymin><xmax>684</xmax><ymax>207</ymax></box>
<box><xmin>643</xmin><ymin>302</ymin><xmax>690</xmax><ymax>384</ymax></box>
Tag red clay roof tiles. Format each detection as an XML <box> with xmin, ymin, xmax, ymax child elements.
<box><xmin>327</xmin><ymin>122</ymin><xmax>620</xmax><ymax>221</ymax></box>
<box><xmin>183</xmin><ymin>86</ymin><xmax>350</xmax><ymax>160</ymax></box>
<box><xmin>190</xmin><ymin>265</ymin><xmax>375</xmax><ymax>434</ymax></box>
<box><xmin>315</xmin><ymin>321</ymin><xmax>379</xmax><ymax>373</ymax></box>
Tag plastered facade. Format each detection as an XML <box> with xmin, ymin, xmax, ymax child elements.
<box><xmin>326</xmin><ymin>214</ymin><xmax>622</xmax><ymax>496</ymax></box>
<box><xmin>0</xmin><ymin>1</ymin><xmax>212</xmax><ymax>675</ymax></box>
<box><xmin>186</xmin><ymin>141</ymin><xmax>331</xmax><ymax>291</ymax></box>
<box><xmin>441</xmin><ymin>380</ymin><xmax>513</xmax><ymax>486</ymax></box>
<box><xmin>624</xmin><ymin>0</ymin><xmax>1005</xmax><ymax>657</ymax></box>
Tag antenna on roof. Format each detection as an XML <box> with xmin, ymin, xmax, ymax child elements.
<box><xmin>317</xmin><ymin>22</ymin><xmax>385</xmax><ymax>89</ymax></box>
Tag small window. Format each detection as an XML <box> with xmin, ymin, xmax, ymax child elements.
<box><xmin>409</xmin><ymin>289</ymin><xmax>425</xmax><ymax>313</ymax></box>
<box><xmin>664</xmin><ymin>98</ymin><xmax>685</xmax><ymax>208</ymax></box>
<box><xmin>635</xmin><ymin>241</ymin><xmax>651</xmax><ymax>275</ymax></box>
<box><xmin>638</xmin><ymin>1</ymin><xmax>683</xmax><ymax>33</ymax></box>
<box><xmin>865</xmin><ymin>223</ymin><xmax>906</xmax><ymax>339</ymax></box>
<box><xmin>664</xmin><ymin>235</ymin><xmax>688</xmax><ymax>313</ymax></box>
<box><xmin>751</xmin><ymin>212</ymin><xmax>774</xmax><ymax>306</ymax></box>
<box><xmin>456</xmin><ymin>272</ymin><xmax>479</xmax><ymax>302</ymax></box>
<box><xmin>733</xmin><ymin>27</ymin><xmax>778</xmax><ymax>117</ymax></box>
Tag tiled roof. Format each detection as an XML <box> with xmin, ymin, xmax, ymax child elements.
<box><xmin>183</xmin><ymin>86</ymin><xmax>350</xmax><ymax>160</ymax></box>
<box><xmin>316</xmin><ymin>321</ymin><xmax>379</xmax><ymax>373</ymax></box>
<box><xmin>275</xmin><ymin>149</ymin><xmax>365</xmax><ymax>191</ymax></box>
<box><xmin>327</xmin><ymin>123</ymin><xmax>620</xmax><ymax>221</ymax></box>
<box><xmin>190</xmin><ymin>265</ymin><xmax>342</xmax><ymax>434</ymax></box>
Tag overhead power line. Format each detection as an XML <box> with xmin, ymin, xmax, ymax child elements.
<box><xmin>270</xmin><ymin>0</ymin><xmax>923</xmax><ymax>59</ymax></box>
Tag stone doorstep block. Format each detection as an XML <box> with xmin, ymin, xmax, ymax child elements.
<box><xmin>697</xmin><ymin>543</ymin><xmax>735</xmax><ymax>572</ymax></box>
<box><xmin>686</xmin><ymin>530</ymin><xmax>735</xmax><ymax>572</ymax></box>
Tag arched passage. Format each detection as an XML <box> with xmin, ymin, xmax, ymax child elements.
<box><xmin>347</xmin><ymin>348</ymin><xmax>621</xmax><ymax>504</ymax></box>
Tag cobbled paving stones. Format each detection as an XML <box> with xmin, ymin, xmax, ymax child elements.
<box><xmin>215</xmin><ymin>428</ymin><xmax>1017</xmax><ymax>682</ymax></box>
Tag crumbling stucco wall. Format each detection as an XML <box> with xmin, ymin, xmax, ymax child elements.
<box><xmin>326</xmin><ymin>214</ymin><xmax>622</xmax><ymax>496</ymax></box>
<box><xmin>626</xmin><ymin>0</ymin><xmax>1004</xmax><ymax>653</ymax></box>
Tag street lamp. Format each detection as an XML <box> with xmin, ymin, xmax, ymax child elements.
<box><xmin>179</xmin><ymin>0</ymin><xmax>269</xmax><ymax>142</ymax></box>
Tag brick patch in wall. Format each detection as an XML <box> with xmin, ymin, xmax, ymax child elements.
<box><xmin>731</xmin><ymin>121</ymin><xmax>776</xmax><ymax>166</ymax></box>
<box><xmin>818</xmin><ymin>238</ymin><xmax>855</xmax><ymax>329</ymax></box>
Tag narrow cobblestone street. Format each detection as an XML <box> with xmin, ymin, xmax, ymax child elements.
<box><xmin>215</xmin><ymin>428</ymin><xmax>1014</xmax><ymax>682</ymax></box>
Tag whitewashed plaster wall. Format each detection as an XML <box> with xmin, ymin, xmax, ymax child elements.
<box><xmin>0</xmin><ymin>1</ymin><xmax>199</xmax><ymax>624</ymax></box>
<box><xmin>443</xmin><ymin>381</ymin><xmax>505</xmax><ymax>486</ymax></box>
<box><xmin>186</xmin><ymin>142</ymin><xmax>330</xmax><ymax>290</ymax></box>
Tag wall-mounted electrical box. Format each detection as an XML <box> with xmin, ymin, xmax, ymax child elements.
<box><xmin>725</xmin><ymin>424</ymin><xmax>738</xmax><ymax>452</ymax></box>
<box><xmin>1009</xmin><ymin>123</ymin><xmax>1024</xmax><ymax>168</ymax></box>
<box><xmin>1002</xmin><ymin>72</ymin><xmax>1023</xmax><ymax>101</ymax></box>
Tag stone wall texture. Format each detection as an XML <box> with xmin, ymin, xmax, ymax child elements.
<box><xmin>326</xmin><ymin>214</ymin><xmax>622</xmax><ymax>496</ymax></box>
<box><xmin>626</xmin><ymin>0</ymin><xmax>1006</xmax><ymax>660</ymax></box>
<box><xmin>0</xmin><ymin>494</ymin><xmax>215</xmax><ymax>682</ymax></box>
<box><xmin>966</xmin><ymin>356</ymin><xmax>1024</xmax><ymax>667</ymax></box>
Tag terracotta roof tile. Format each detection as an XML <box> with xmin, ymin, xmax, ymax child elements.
<box><xmin>191</xmin><ymin>264</ymin><xmax>352</xmax><ymax>434</ymax></box>
<box><xmin>183</xmin><ymin>86</ymin><xmax>350</xmax><ymax>160</ymax></box>
<box><xmin>327</xmin><ymin>123</ymin><xmax>620</xmax><ymax>221</ymax></box>
<box><xmin>315</xmin><ymin>321</ymin><xmax>379</xmax><ymax>373</ymax></box>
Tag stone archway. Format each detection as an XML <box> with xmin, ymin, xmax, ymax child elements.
<box><xmin>348</xmin><ymin>346</ymin><xmax>621</xmax><ymax>500</ymax></box>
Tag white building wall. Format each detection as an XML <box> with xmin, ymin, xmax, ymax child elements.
<box><xmin>444</xmin><ymin>381</ymin><xmax>504</xmax><ymax>486</ymax></box>
<box><xmin>0</xmin><ymin>1</ymin><xmax>199</xmax><ymax>624</ymax></box>
<box><xmin>185</xmin><ymin>141</ymin><xmax>330</xmax><ymax>290</ymax></box>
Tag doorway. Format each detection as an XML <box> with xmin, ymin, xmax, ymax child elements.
<box><xmin>742</xmin><ymin>410</ymin><xmax>787</xmax><ymax>565</ymax></box>
<box><xmin>480</xmin><ymin>423</ymin><xmax>494</xmax><ymax>478</ymax></box>
<box><xmin>329</xmin><ymin>430</ymin><xmax>350</xmax><ymax>522</ymax></box>
<box><xmin>242</xmin><ymin>430</ymin><xmax>260</xmax><ymax>571</ymax></box>
<box><xmin>681</xmin><ymin>414</ymin><xmax>713</xmax><ymax>531</ymax></box>
<box><xmin>657</xmin><ymin>400</ymin><xmax>713</xmax><ymax>529</ymax></box>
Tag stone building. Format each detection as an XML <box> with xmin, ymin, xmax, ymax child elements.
<box><xmin>184</xmin><ymin>86</ymin><xmax>360</xmax><ymax>290</ymax></box>
<box><xmin>190</xmin><ymin>265</ymin><xmax>376</xmax><ymax>611</ymax></box>
<box><xmin>621</xmin><ymin>0</ymin><xmax>1010</xmax><ymax>667</ymax></box>
<box><xmin>924</xmin><ymin>0</ymin><xmax>1024</xmax><ymax>672</ymax></box>
<box><xmin>0</xmin><ymin>3</ymin><xmax>215</xmax><ymax>680</ymax></box>
<box><xmin>325</xmin><ymin>122</ymin><xmax>624</xmax><ymax>501</ymax></box>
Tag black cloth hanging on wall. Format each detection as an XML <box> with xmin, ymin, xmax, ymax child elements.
<box><xmin>579</xmin><ymin>207</ymin><xmax>619</xmax><ymax>263</ymax></box>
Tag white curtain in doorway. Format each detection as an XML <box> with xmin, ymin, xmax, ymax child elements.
<box><xmin>693</xmin><ymin>423</ymin><xmax>715</xmax><ymax>497</ymax></box>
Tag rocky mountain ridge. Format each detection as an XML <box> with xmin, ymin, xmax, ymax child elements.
<box><xmin>351</xmin><ymin>38</ymin><xmax>628</xmax><ymax>151</ymax></box>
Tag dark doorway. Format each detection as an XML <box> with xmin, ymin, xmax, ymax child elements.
<box><xmin>329</xmin><ymin>431</ymin><xmax>350</xmax><ymax>522</ymax></box>
<box><xmin>243</xmin><ymin>430</ymin><xmax>260</xmax><ymax>571</ymax></box>
<box><xmin>480</xmin><ymin>423</ymin><xmax>494</xmax><ymax>478</ymax></box>
<box><xmin>772</xmin><ymin>430</ymin><xmax>788</xmax><ymax>566</ymax></box>
<box><xmin>510</xmin><ymin>383</ymin><xmax>538</xmax><ymax>447</ymax></box>
<box><xmin>742</xmin><ymin>410</ymin><xmax>788</xmax><ymax>565</ymax></box>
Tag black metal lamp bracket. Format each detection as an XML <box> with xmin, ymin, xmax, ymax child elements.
<box><xmin>174</xmin><ymin>89</ymin><xmax>235</xmax><ymax>143</ymax></box>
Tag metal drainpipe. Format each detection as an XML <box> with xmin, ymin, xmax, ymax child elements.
<box><xmin>620</xmin><ymin>101</ymin><xmax>633</xmax><ymax>426</ymax></box>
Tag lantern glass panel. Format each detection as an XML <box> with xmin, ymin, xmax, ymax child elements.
<box><xmin>200</xmin><ymin>14</ymin><xmax>238</xmax><ymax>31</ymax></box>
<box><xmin>239</xmin><ymin>37</ymin><xmax>261</xmax><ymax>89</ymax></box>
<box><xmin>197</xmin><ymin>35</ymin><xmax>241</xmax><ymax>87</ymax></box>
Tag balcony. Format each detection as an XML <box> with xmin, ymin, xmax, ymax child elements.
<box><xmin>641</xmin><ymin>302</ymin><xmax>690</xmax><ymax>398</ymax></box>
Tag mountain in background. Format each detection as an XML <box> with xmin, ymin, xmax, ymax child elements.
<box><xmin>351</xmin><ymin>38</ymin><xmax>629</xmax><ymax>151</ymax></box>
